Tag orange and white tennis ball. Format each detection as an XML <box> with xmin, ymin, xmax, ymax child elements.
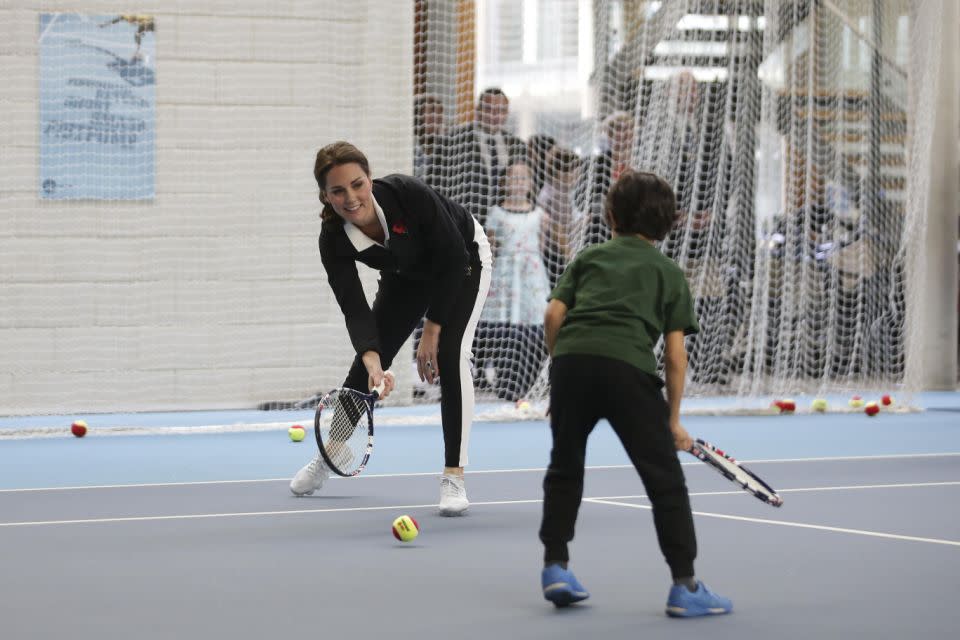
<box><xmin>864</xmin><ymin>401</ymin><xmax>880</xmax><ymax>417</ymax></box>
<box><xmin>288</xmin><ymin>424</ymin><xmax>305</xmax><ymax>442</ymax></box>
<box><xmin>70</xmin><ymin>420</ymin><xmax>88</xmax><ymax>438</ymax></box>
<box><xmin>392</xmin><ymin>515</ymin><xmax>419</xmax><ymax>542</ymax></box>
<box><xmin>811</xmin><ymin>398</ymin><xmax>828</xmax><ymax>412</ymax></box>
<box><xmin>849</xmin><ymin>395</ymin><xmax>865</xmax><ymax>409</ymax></box>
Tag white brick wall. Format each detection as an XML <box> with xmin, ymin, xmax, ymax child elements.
<box><xmin>0</xmin><ymin>1</ymin><xmax>414</xmax><ymax>415</ymax></box>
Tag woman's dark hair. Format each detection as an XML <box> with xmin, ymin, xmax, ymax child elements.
<box><xmin>604</xmin><ymin>170</ymin><xmax>678</xmax><ymax>240</ymax></box>
<box><xmin>314</xmin><ymin>141</ymin><xmax>371</xmax><ymax>221</ymax></box>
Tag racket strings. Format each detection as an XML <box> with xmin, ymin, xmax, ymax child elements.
<box><xmin>318</xmin><ymin>391</ymin><xmax>369</xmax><ymax>473</ymax></box>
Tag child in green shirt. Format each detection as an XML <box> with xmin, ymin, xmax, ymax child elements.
<box><xmin>538</xmin><ymin>170</ymin><xmax>732</xmax><ymax>617</ymax></box>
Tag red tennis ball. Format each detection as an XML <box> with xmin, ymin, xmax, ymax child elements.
<box><xmin>772</xmin><ymin>399</ymin><xmax>794</xmax><ymax>414</ymax></box>
<box><xmin>864</xmin><ymin>402</ymin><xmax>880</xmax><ymax>417</ymax></box>
<box><xmin>71</xmin><ymin>420</ymin><xmax>88</xmax><ymax>437</ymax></box>
<box><xmin>881</xmin><ymin>394</ymin><xmax>893</xmax><ymax>406</ymax></box>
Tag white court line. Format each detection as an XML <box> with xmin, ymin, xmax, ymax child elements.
<box><xmin>2</xmin><ymin>452</ymin><xmax>958</xmax><ymax>493</ymax></box>
<box><xmin>2</xmin><ymin>480</ymin><xmax>959</xmax><ymax>529</ymax></box>
<box><xmin>583</xmin><ymin>498</ymin><xmax>960</xmax><ymax>548</ymax></box>
<box><xmin>0</xmin><ymin>465</ymin><xmax>626</xmax><ymax>493</ymax></box>
<box><xmin>0</xmin><ymin>499</ymin><xmax>541</xmax><ymax>528</ymax></box>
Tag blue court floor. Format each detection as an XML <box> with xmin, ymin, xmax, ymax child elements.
<box><xmin>1</xmin><ymin>392</ymin><xmax>957</xmax><ymax>639</ymax></box>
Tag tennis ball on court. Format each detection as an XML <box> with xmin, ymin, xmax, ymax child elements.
<box><xmin>771</xmin><ymin>399</ymin><xmax>794</xmax><ymax>414</ymax></box>
<box><xmin>392</xmin><ymin>515</ymin><xmax>419</xmax><ymax>542</ymax></box>
<box><xmin>848</xmin><ymin>395</ymin><xmax>865</xmax><ymax>409</ymax></box>
<box><xmin>516</xmin><ymin>400</ymin><xmax>531</xmax><ymax>411</ymax></box>
<box><xmin>811</xmin><ymin>398</ymin><xmax>828</xmax><ymax>412</ymax></box>
<box><xmin>881</xmin><ymin>394</ymin><xmax>894</xmax><ymax>407</ymax></box>
<box><xmin>70</xmin><ymin>420</ymin><xmax>87</xmax><ymax>438</ymax></box>
<box><xmin>864</xmin><ymin>401</ymin><xmax>880</xmax><ymax>417</ymax></box>
<box><xmin>288</xmin><ymin>424</ymin><xmax>305</xmax><ymax>442</ymax></box>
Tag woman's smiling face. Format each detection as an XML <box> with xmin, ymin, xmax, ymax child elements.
<box><xmin>322</xmin><ymin>162</ymin><xmax>375</xmax><ymax>228</ymax></box>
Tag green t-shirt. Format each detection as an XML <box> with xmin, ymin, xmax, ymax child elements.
<box><xmin>550</xmin><ymin>235</ymin><xmax>699</xmax><ymax>376</ymax></box>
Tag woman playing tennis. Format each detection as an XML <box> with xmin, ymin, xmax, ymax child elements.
<box><xmin>289</xmin><ymin>142</ymin><xmax>491</xmax><ymax>517</ymax></box>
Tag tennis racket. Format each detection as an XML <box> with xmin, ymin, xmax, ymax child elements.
<box><xmin>688</xmin><ymin>438</ymin><xmax>783</xmax><ymax>507</ymax></box>
<box><xmin>313</xmin><ymin>372</ymin><xmax>392</xmax><ymax>477</ymax></box>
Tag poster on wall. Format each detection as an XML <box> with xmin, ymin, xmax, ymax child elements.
<box><xmin>39</xmin><ymin>13</ymin><xmax>156</xmax><ymax>200</ymax></box>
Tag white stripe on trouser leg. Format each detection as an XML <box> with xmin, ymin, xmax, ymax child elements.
<box><xmin>457</xmin><ymin>219</ymin><xmax>492</xmax><ymax>467</ymax></box>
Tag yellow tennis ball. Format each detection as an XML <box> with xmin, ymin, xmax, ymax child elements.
<box><xmin>392</xmin><ymin>515</ymin><xmax>419</xmax><ymax>542</ymax></box>
<box><xmin>848</xmin><ymin>396</ymin><xmax>865</xmax><ymax>409</ymax></box>
<box><xmin>288</xmin><ymin>424</ymin><xmax>305</xmax><ymax>442</ymax></box>
<box><xmin>811</xmin><ymin>398</ymin><xmax>828</xmax><ymax>412</ymax></box>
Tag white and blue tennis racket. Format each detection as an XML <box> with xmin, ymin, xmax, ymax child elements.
<box><xmin>688</xmin><ymin>438</ymin><xmax>783</xmax><ymax>507</ymax></box>
<box><xmin>313</xmin><ymin>374</ymin><xmax>391</xmax><ymax>477</ymax></box>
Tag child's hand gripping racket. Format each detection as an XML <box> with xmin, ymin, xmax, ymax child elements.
<box><xmin>688</xmin><ymin>438</ymin><xmax>784</xmax><ymax>507</ymax></box>
<box><xmin>313</xmin><ymin>371</ymin><xmax>393</xmax><ymax>477</ymax></box>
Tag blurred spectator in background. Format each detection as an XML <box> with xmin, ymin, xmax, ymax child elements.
<box><xmin>597</xmin><ymin>111</ymin><xmax>634</xmax><ymax>186</ymax></box>
<box><xmin>650</xmin><ymin>70</ymin><xmax>703</xmax><ymax>262</ymax></box>
<box><xmin>474</xmin><ymin>157</ymin><xmax>550</xmax><ymax>400</ymax></box>
<box><xmin>414</xmin><ymin>94</ymin><xmax>446</xmax><ymax>188</ymax></box>
<box><xmin>411</xmin><ymin>93</ymin><xmax>449</xmax><ymax>397</ymax></box>
<box><xmin>587</xmin><ymin>110</ymin><xmax>635</xmax><ymax>243</ymax></box>
<box><xmin>539</xmin><ymin>146</ymin><xmax>587</xmax><ymax>288</ymax></box>
<box><xmin>527</xmin><ymin>133</ymin><xmax>557</xmax><ymax>199</ymax></box>
<box><xmin>442</xmin><ymin>87</ymin><xmax>525</xmax><ymax>227</ymax></box>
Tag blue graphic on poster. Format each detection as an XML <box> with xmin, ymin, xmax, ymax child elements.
<box><xmin>39</xmin><ymin>14</ymin><xmax>156</xmax><ymax>199</ymax></box>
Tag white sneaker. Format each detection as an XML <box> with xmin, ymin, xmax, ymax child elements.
<box><xmin>289</xmin><ymin>455</ymin><xmax>329</xmax><ymax>496</ymax></box>
<box><xmin>439</xmin><ymin>473</ymin><xmax>469</xmax><ymax>516</ymax></box>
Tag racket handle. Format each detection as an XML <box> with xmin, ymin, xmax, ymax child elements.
<box><xmin>371</xmin><ymin>370</ymin><xmax>393</xmax><ymax>399</ymax></box>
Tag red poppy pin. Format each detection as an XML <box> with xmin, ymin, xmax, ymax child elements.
<box><xmin>391</xmin><ymin>221</ymin><xmax>408</xmax><ymax>234</ymax></box>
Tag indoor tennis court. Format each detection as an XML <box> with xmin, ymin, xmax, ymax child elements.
<box><xmin>2</xmin><ymin>0</ymin><xmax>958</xmax><ymax>638</ymax></box>
<box><xmin>2</xmin><ymin>394</ymin><xmax>959</xmax><ymax>638</ymax></box>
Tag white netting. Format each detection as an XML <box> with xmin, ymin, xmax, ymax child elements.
<box><xmin>0</xmin><ymin>1</ymin><xmax>941</xmax><ymax>418</ymax></box>
<box><xmin>416</xmin><ymin>0</ymin><xmax>931</xmax><ymax>413</ymax></box>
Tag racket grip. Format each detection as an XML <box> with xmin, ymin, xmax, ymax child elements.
<box><xmin>371</xmin><ymin>370</ymin><xmax>393</xmax><ymax>399</ymax></box>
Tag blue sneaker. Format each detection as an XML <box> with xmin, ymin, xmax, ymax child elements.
<box><xmin>665</xmin><ymin>581</ymin><xmax>733</xmax><ymax>617</ymax></box>
<box><xmin>541</xmin><ymin>564</ymin><xmax>590</xmax><ymax>607</ymax></box>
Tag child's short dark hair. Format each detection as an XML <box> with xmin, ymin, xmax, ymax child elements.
<box><xmin>604</xmin><ymin>170</ymin><xmax>678</xmax><ymax>240</ymax></box>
